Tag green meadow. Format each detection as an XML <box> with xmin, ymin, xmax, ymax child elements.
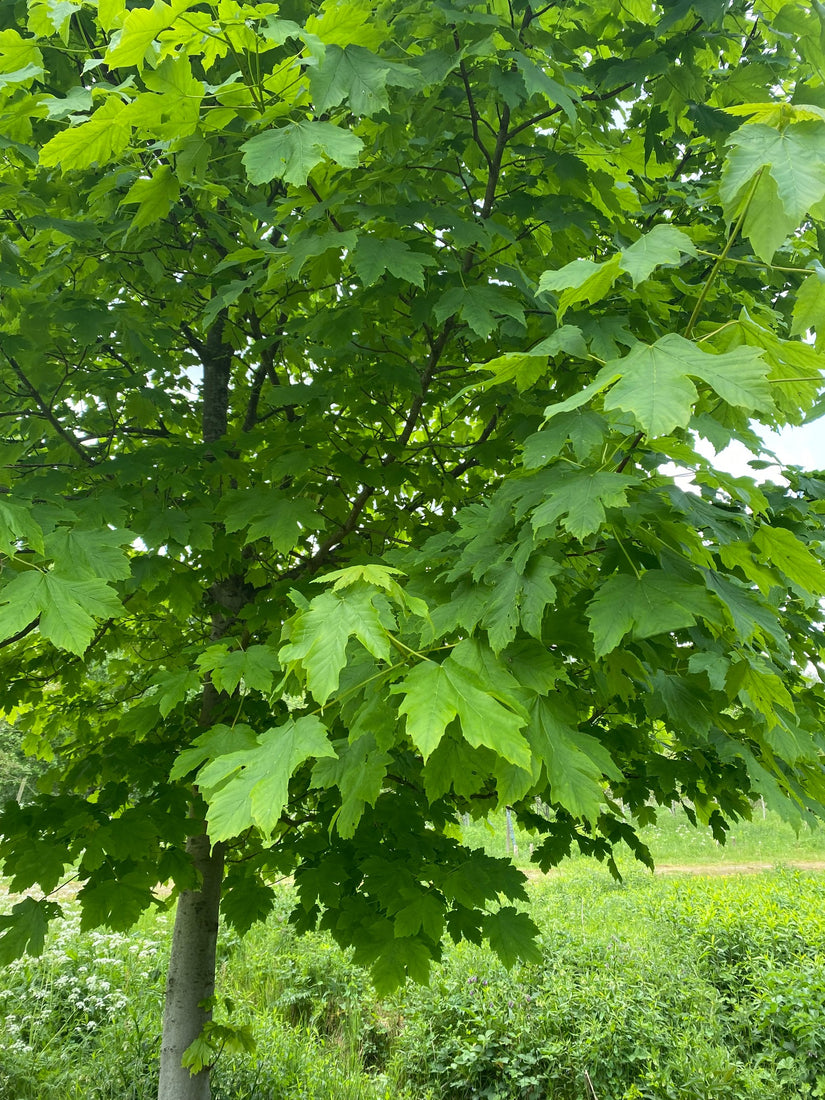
<box><xmin>3</xmin><ymin>811</ymin><xmax>825</xmax><ymax>1100</ymax></box>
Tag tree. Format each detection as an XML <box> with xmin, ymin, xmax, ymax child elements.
<box><xmin>1</xmin><ymin>0</ymin><xmax>825</xmax><ymax>1096</ymax></box>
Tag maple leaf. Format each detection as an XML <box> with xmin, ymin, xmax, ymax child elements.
<box><xmin>198</xmin><ymin>716</ymin><xmax>335</xmax><ymax>841</ymax></box>
<box><xmin>310</xmin><ymin>45</ymin><xmax>391</xmax><ymax>116</ymax></box>
<box><xmin>395</xmin><ymin>656</ymin><xmax>530</xmax><ymax>767</ymax></box>
<box><xmin>618</xmin><ymin>224</ymin><xmax>697</xmax><ymax>285</ymax></box>
<box><xmin>352</xmin><ymin>236</ymin><xmax>436</xmax><ymax>287</ymax></box>
<box><xmin>241</xmin><ymin>121</ymin><xmax>363</xmax><ymax>186</ymax></box>
<box><xmin>588</xmin><ymin>571</ymin><xmax>720</xmax><ymax>657</ymax></box>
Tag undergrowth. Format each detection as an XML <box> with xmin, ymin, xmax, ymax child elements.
<box><xmin>2</xmin><ymin>859</ymin><xmax>825</xmax><ymax>1097</ymax></box>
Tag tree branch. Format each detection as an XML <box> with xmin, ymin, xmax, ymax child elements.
<box><xmin>455</xmin><ymin>34</ymin><xmax>494</xmax><ymax>165</ymax></box>
<box><xmin>0</xmin><ymin>617</ymin><xmax>40</xmax><ymax>649</ymax></box>
<box><xmin>508</xmin><ymin>79</ymin><xmax>643</xmax><ymax>140</ymax></box>
<box><xmin>2</xmin><ymin>350</ymin><xmax>96</xmax><ymax>466</ymax></box>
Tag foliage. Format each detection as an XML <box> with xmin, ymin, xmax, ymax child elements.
<box><xmin>1</xmin><ymin>0</ymin><xmax>825</xmax><ymax>1052</ymax></box>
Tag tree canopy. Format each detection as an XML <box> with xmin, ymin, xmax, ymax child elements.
<box><xmin>2</xmin><ymin>0</ymin><xmax>825</xmax><ymax>1093</ymax></box>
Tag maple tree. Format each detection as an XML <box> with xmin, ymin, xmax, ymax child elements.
<box><xmin>2</xmin><ymin>0</ymin><xmax>825</xmax><ymax>1096</ymax></box>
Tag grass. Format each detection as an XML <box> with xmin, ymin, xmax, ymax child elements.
<box><xmin>2</xmin><ymin>809</ymin><xmax>825</xmax><ymax>1099</ymax></box>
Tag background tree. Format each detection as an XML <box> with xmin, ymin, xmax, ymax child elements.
<box><xmin>1</xmin><ymin>1</ymin><xmax>825</xmax><ymax>1097</ymax></box>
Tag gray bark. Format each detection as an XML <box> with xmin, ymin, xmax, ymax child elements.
<box><xmin>156</xmin><ymin>315</ymin><xmax>236</xmax><ymax>1100</ymax></box>
<box><xmin>157</xmin><ymin>831</ymin><xmax>225</xmax><ymax>1100</ymax></box>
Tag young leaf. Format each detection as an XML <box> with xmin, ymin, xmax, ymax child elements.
<box><xmin>279</xmin><ymin>587</ymin><xmax>392</xmax><ymax>704</ymax></box>
<box><xmin>753</xmin><ymin>526</ymin><xmax>825</xmax><ymax>596</ymax></box>
<box><xmin>105</xmin><ymin>0</ymin><xmax>197</xmax><ymax>68</ymax></box>
<box><xmin>121</xmin><ymin>165</ymin><xmax>180</xmax><ymax>232</ymax></box>
<box><xmin>38</xmin><ymin>98</ymin><xmax>132</xmax><ymax>170</ymax></box>
<box><xmin>197</xmin><ymin>645</ymin><xmax>279</xmax><ymax>695</ymax></box>
<box><xmin>395</xmin><ymin>657</ymin><xmax>530</xmax><ymax>768</ymax></box>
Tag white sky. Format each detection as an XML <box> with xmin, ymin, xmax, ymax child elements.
<box><xmin>700</xmin><ymin>422</ymin><xmax>825</xmax><ymax>482</ymax></box>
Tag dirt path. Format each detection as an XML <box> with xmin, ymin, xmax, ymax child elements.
<box><xmin>524</xmin><ymin>860</ymin><xmax>825</xmax><ymax>880</ymax></box>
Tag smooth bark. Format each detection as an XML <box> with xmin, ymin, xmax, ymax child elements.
<box><xmin>157</xmin><ymin>831</ymin><xmax>225</xmax><ymax>1100</ymax></box>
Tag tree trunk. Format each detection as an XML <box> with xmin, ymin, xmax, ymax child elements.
<box><xmin>157</xmin><ymin>314</ymin><xmax>235</xmax><ymax>1100</ymax></box>
<box><xmin>157</xmin><ymin>831</ymin><xmax>225</xmax><ymax>1100</ymax></box>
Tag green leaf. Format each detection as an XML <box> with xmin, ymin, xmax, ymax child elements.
<box><xmin>542</xmin><ymin>372</ymin><xmax>621</xmax><ymax>423</ymax></box>
<box><xmin>587</xmin><ymin>571</ymin><xmax>718</xmax><ymax>657</ymax></box>
<box><xmin>0</xmin><ymin>499</ymin><xmax>44</xmax><ymax>555</ymax></box>
<box><xmin>395</xmin><ymin>661</ymin><xmax>460</xmax><ymax>760</ymax></box>
<box><xmin>305</xmin><ymin>0</ymin><xmax>390</xmax><ymax>50</ymax></box>
<box><xmin>529</xmin><ymin>325</ymin><xmax>588</xmax><ymax>359</ymax></box>
<box><xmin>98</xmin><ymin>0</ymin><xmax>126</xmax><ymax>32</ymax></box>
<box><xmin>791</xmin><ymin>272</ymin><xmax>825</xmax><ymax>349</ymax></box>
<box><xmin>538</xmin><ymin>255</ymin><xmax>621</xmax><ymax>319</ymax></box>
<box><xmin>197</xmin><ymin>645</ymin><xmax>279</xmax><ymax>695</ymax></box>
<box><xmin>392</xmin><ymin>892</ymin><xmax>445</xmax><ymax>941</ymax></box>
<box><xmin>730</xmin><ymin>659</ymin><xmax>794</xmax><ymax>727</ymax></box>
<box><xmin>105</xmin><ymin>0</ymin><xmax>196</xmax><ymax>68</ymax></box>
<box><xmin>372</xmin><ymin>936</ymin><xmax>431</xmax><ymax>993</ymax></box>
<box><xmin>0</xmin><ymin>571</ymin><xmax>122</xmax><ymax>654</ymax></box>
<box><xmin>39</xmin><ymin>574</ymin><xmax>122</xmax><ymax>653</ymax></box>
<box><xmin>45</xmin><ymin>526</ymin><xmax>132</xmax><ymax>581</ymax></box>
<box><xmin>38</xmin><ymin>98</ymin><xmax>132</xmax><ymax>171</ymax></box>
<box><xmin>721</xmin><ymin>122</ymin><xmax>825</xmax><ymax>224</ymax></box>
<box><xmin>219</xmin><ymin>490</ymin><xmax>318</xmax><ymax>554</ymax></box>
<box><xmin>241</xmin><ymin>121</ymin><xmax>363</xmax><ymax>186</ymax></box>
<box><xmin>481</xmin><ymin>566</ymin><xmax>521</xmax><ymax>652</ymax></box>
<box><xmin>603</xmin><ymin>334</ymin><xmax>772</xmax><ymax>436</ymax></box>
<box><xmin>0</xmin><ymin>63</ymin><xmax>43</xmax><ymax>89</ymax></box>
<box><xmin>481</xmin><ymin>907</ymin><xmax>541</xmax><ymax>968</ymax></box>
<box><xmin>320</xmin><ymin>564</ymin><xmax>403</xmax><ymax>591</ymax></box>
<box><xmin>141</xmin><ymin>55</ymin><xmax>204</xmax><ymax>136</ymax></box>
<box><xmin>512</xmin><ymin>54</ymin><xmax>577</xmax><ymax>123</ymax></box>
<box><xmin>199</xmin><ymin>716</ymin><xmax>335</xmax><ymax>841</ymax></box>
<box><xmin>279</xmin><ymin>587</ymin><xmax>392</xmax><ymax>704</ymax></box>
<box><xmin>311</xmin><ymin>734</ymin><xmax>391</xmax><ymax>837</ymax></box>
<box><xmin>470</xmin><ymin>351</ymin><xmax>547</xmax><ymax>392</ymax></box>
<box><xmin>434</xmin><ymin>285</ymin><xmax>525</xmax><ymax>339</ymax></box>
<box><xmin>0</xmin><ymin>898</ymin><xmax>61</xmax><ymax>965</ymax></box>
<box><xmin>169</xmin><ymin>723</ymin><xmax>258</xmax><ymax>782</ymax></box>
<box><xmin>528</xmin><ymin>702</ymin><xmax>607</xmax><ymax>819</ymax></box>
<box><xmin>537</xmin><ymin>258</ymin><xmax>603</xmax><ymax>294</ymax></box>
<box><xmin>619</xmin><ymin>224</ymin><xmax>697</xmax><ymax>285</ymax></box>
<box><xmin>310</xmin><ymin>45</ymin><xmax>390</xmax><ymax>116</ymax></box>
<box><xmin>753</xmin><ymin>526</ymin><xmax>825</xmax><ymax>596</ymax></box>
<box><xmin>739</xmin><ymin>170</ymin><xmax>798</xmax><ymax>262</ymax></box>
<box><xmin>351</xmin><ymin>236</ymin><xmax>435</xmax><ymax>287</ymax></box>
<box><xmin>154</xmin><ymin>668</ymin><xmax>200</xmax><ymax>719</ymax></box>
<box><xmin>395</xmin><ymin>657</ymin><xmax>530</xmax><ymax>768</ymax></box>
<box><xmin>530</xmin><ymin>468</ymin><xmax>635</xmax><ymax>539</ymax></box>
<box><xmin>283</xmin><ymin>228</ymin><xmax>357</xmax><ymax>277</ymax></box>
<box><xmin>0</xmin><ymin>29</ymin><xmax>43</xmax><ymax>73</ymax></box>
